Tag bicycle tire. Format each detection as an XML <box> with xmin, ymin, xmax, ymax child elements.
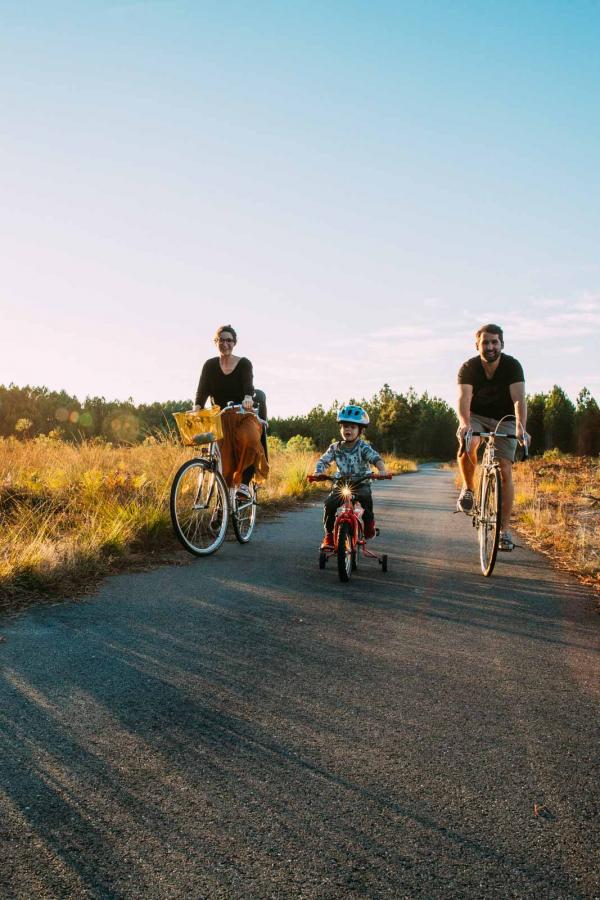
<box><xmin>231</xmin><ymin>484</ymin><xmax>257</xmax><ymax>544</ymax></box>
<box><xmin>337</xmin><ymin>522</ymin><xmax>353</xmax><ymax>583</ymax></box>
<box><xmin>478</xmin><ymin>467</ymin><xmax>502</xmax><ymax>576</ymax></box>
<box><xmin>170</xmin><ymin>459</ymin><xmax>228</xmax><ymax>556</ymax></box>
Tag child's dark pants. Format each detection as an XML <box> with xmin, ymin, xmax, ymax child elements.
<box><xmin>323</xmin><ymin>485</ymin><xmax>374</xmax><ymax>533</ymax></box>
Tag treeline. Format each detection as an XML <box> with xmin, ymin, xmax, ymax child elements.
<box><xmin>269</xmin><ymin>384</ymin><xmax>600</xmax><ymax>458</ymax></box>
<box><xmin>528</xmin><ymin>386</ymin><xmax>600</xmax><ymax>456</ymax></box>
<box><xmin>1</xmin><ymin>382</ymin><xmax>599</xmax><ymax>458</ymax></box>
<box><xmin>269</xmin><ymin>386</ymin><xmax>459</xmax><ymax>459</ymax></box>
<box><xmin>0</xmin><ymin>384</ymin><xmax>190</xmax><ymax>444</ymax></box>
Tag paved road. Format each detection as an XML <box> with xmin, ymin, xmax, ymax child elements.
<box><xmin>1</xmin><ymin>467</ymin><xmax>599</xmax><ymax>899</ymax></box>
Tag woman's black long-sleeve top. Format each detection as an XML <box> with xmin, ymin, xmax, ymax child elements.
<box><xmin>195</xmin><ymin>357</ymin><xmax>254</xmax><ymax>408</ymax></box>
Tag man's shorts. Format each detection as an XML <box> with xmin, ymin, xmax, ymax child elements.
<box><xmin>469</xmin><ymin>415</ymin><xmax>518</xmax><ymax>462</ymax></box>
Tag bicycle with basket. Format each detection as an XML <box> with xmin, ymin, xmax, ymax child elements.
<box><xmin>170</xmin><ymin>403</ymin><xmax>266</xmax><ymax>555</ymax></box>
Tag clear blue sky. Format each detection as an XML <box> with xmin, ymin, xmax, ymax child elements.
<box><xmin>2</xmin><ymin>1</ymin><xmax>599</xmax><ymax>416</ymax></box>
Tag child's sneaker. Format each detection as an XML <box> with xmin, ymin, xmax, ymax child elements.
<box><xmin>364</xmin><ymin>521</ymin><xmax>376</xmax><ymax>539</ymax></box>
<box><xmin>320</xmin><ymin>533</ymin><xmax>334</xmax><ymax>549</ymax></box>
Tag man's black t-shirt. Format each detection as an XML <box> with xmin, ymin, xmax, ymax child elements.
<box><xmin>457</xmin><ymin>353</ymin><xmax>525</xmax><ymax>420</ymax></box>
<box><xmin>195</xmin><ymin>357</ymin><xmax>254</xmax><ymax>409</ymax></box>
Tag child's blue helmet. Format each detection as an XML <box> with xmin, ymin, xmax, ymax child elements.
<box><xmin>337</xmin><ymin>405</ymin><xmax>370</xmax><ymax>426</ymax></box>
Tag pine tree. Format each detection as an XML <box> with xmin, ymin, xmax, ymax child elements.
<box><xmin>575</xmin><ymin>388</ymin><xmax>600</xmax><ymax>455</ymax></box>
<box><xmin>543</xmin><ymin>386</ymin><xmax>575</xmax><ymax>452</ymax></box>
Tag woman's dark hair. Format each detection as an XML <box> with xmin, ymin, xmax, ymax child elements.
<box><xmin>214</xmin><ymin>324</ymin><xmax>237</xmax><ymax>344</ymax></box>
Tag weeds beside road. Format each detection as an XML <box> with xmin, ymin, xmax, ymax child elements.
<box><xmin>512</xmin><ymin>453</ymin><xmax>600</xmax><ymax>593</ymax></box>
<box><xmin>0</xmin><ymin>436</ymin><xmax>415</xmax><ymax>613</ymax></box>
<box><xmin>449</xmin><ymin>452</ymin><xmax>600</xmax><ymax>594</ymax></box>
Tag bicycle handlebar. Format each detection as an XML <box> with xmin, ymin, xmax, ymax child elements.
<box><xmin>307</xmin><ymin>473</ymin><xmax>392</xmax><ymax>483</ymax></box>
<box><xmin>458</xmin><ymin>430</ymin><xmax>529</xmax><ymax>460</ymax></box>
<box><xmin>189</xmin><ymin>402</ymin><xmax>267</xmax><ymax>428</ymax></box>
<box><xmin>223</xmin><ymin>402</ymin><xmax>268</xmax><ymax>428</ymax></box>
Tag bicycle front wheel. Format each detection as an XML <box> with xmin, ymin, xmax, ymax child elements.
<box><xmin>337</xmin><ymin>522</ymin><xmax>353</xmax><ymax>583</ymax></box>
<box><xmin>478</xmin><ymin>467</ymin><xmax>502</xmax><ymax>576</ymax></box>
<box><xmin>232</xmin><ymin>484</ymin><xmax>257</xmax><ymax>544</ymax></box>
<box><xmin>170</xmin><ymin>459</ymin><xmax>229</xmax><ymax>556</ymax></box>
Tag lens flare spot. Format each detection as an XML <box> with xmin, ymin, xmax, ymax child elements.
<box><xmin>69</xmin><ymin>410</ymin><xmax>80</xmax><ymax>423</ymax></box>
<box><xmin>109</xmin><ymin>413</ymin><xmax>140</xmax><ymax>443</ymax></box>
<box><xmin>56</xmin><ymin>407</ymin><xmax>69</xmax><ymax>422</ymax></box>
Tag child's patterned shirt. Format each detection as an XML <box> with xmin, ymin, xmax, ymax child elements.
<box><xmin>315</xmin><ymin>439</ymin><xmax>382</xmax><ymax>478</ymax></box>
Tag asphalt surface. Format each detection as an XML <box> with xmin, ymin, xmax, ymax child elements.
<box><xmin>1</xmin><ymin>466</ymin><xmax>599</xmax><ymax>899</ymax></box>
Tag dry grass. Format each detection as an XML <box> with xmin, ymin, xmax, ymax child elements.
<box><xmin>443</xmin><ymin>455</ymin><xmax>600</xmax><ymax>593</ymax></box>
<box><xmin>0</xmin><ymin>436</ymin><xmax>416</xmax><ymax>611</ymax></box>
<box><xmin>512</xmin><ymin>454</ymin><xmax>600</xmax><ymax>592</ymax></box>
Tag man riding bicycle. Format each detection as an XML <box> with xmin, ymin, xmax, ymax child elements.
<box><xmin>456</xmin><ymin>323</ymin><xmax>530</xmax><ymax>551</ymax></box>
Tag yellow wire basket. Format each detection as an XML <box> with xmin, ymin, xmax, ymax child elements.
<box><xmin>173</xmin><ymin>407</ymin><xmax>223</xmax><ymax>446</ymax></box>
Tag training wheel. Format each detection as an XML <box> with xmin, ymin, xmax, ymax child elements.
<box><xmin>319</xmin><ymin>551</ymin><xmax>327</xmax><ymax>569</ymax></box>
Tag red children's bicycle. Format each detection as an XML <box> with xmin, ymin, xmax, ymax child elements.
<box><xmin>307</xmin><ymin>473</ymin><xmax>392</xmax><ymax>582</ymax></box>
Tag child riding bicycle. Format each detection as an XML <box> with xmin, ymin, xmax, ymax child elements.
<box><xmin>313</xmin><ymin>405</ymin><xmax>388</xmax><ymax>549</ymax></box>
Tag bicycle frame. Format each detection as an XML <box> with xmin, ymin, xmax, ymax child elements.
<box><xmin>460</xmin><ymin>416</ymin><xmax>528</xmax><ymax>576</ymax></box>
<box><xmin>195</xmin><ymin>405</ymin><xmax>263</xmax><ymax>511</ymax></box>
<box><xmin>308</xmin><ymin>473</ymin><xmax>390</xmax><ymax>581</ymax></box>
<box><xmin>331</xmin><ymin>480</ymin><xmax>379</xmax><ymax>560</ymax></box>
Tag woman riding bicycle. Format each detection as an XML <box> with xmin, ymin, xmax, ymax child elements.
<box><xmin>194</xmin><ymin>324</ymin><xmax>268</xmax><ymax>496</ymax></box>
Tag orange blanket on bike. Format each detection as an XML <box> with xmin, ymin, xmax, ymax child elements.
<box><xmin>219</xmin><ymin>411</ymin><xmax>269</xmax><ymax>488</ymax></box>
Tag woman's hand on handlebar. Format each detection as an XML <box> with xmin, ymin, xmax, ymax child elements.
<box><xmin>242</xmin><ymin>395</ymin><xmax>254</xmax><ymax>411</ymax></box>
<box><xmin>223</xmin><ymin>401</ymin><xmax>267</xmax><ymax>427</ymax></box>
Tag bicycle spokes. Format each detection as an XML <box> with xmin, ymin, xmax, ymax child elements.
<box><xmin>478</xmin><ymin>469</ymin><xmax>502</xmax><ymax>576</ymax></box>
<box><xmin>232</xmin><ymin>485</ymin><xmax>257</xmax><ymax>543</ymax></box>
<box><xmin>170</xmin><ymin>460</ymin><xmax>228</xmax><ymax>555</ymax></box>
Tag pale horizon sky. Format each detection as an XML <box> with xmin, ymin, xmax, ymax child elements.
<box><xmin>2</xmin><ymin>1</ymin><xmax>599</xmax><ymax>416</ymax></box>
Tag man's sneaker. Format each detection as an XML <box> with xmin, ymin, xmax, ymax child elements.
<box><xmin>499</xmin><ymin>530</ymin><xmax>514</xmax><ymax>552</ymax></box>
<box><xmin>364</xmin><ymin>521</ymin><xmax>376</xmax><ymax>539</ymax></box>
<box><xmin>457</xmin><ymin>488</ymin><xmax>474</xmax><ymax>513</ymax></box>
<box><xmin>320</xmin><ymin>533</ymin><xmax>334</xmax><ymax>550</ymax></box>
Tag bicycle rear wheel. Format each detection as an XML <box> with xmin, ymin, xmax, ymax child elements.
<box><xmin>232</xmin><ymin>484</ymin><xmax>257</xmax><ymax>543</ymax></box>
<box><xmin>170</xmin><ymin>459</ymin><xmax>228</xmax><ymax>556</ymax></box>
<box><xmin>478</xmin><ymin>467</ymin><xmax>502</xmax><ymax>576</ymax></box>
<box><xmin>337</xmin><ymin>522</ymin><xmax>353</xmax><ymax>583</ymax></box>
